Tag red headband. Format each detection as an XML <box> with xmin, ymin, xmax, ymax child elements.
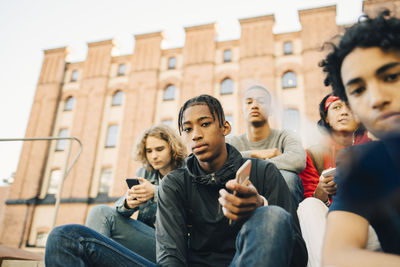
<box><xmin>324</xmin><ymin>95</ymin><xmax>340</xmax><ymax>111</ymax></box>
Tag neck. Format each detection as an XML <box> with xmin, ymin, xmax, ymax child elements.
<box><xmin>158</xmin><ymin>165</ymin><xmax>172</xmax><ymax>178</ymax></box>
<box><xmin>198</xmin><ymin>146</ymin><xmax>228</xmax><ymax>174</ymax></box>
<box><xmin>330</xmin><ymin>130</ymin><xmax>354</xmax><ymax>148</ymax></box>
<box><xmin>247</xmin><ymin>121</ymin><xmax>271</xmax><ymax>142</ymax></box>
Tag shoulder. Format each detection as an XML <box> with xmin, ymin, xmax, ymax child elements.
<box><xmin>159</xmin><ymin>168</ymin><xmax>188</xmax><ymax>193</ymax></box>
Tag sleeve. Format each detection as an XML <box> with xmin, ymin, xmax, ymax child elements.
<box><xmin>268</xmin><ymin>130</ymin><xmax>306</xmax><ymax>173</ymax></box>
<box><xmin>226</xmin><ymin>135</ymin><xmax>252</xmax><ymax>158</ymax></box>
<box><xmin>156</xmin><ymin>173</ymin><xmax>188</xmax><ymax>267</ymax></box>
<box><xmin>298</xmin><ymin>151</ymin><xmax>320</xmax><ymax>198</ymax></box>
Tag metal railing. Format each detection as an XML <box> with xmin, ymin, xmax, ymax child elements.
<box><xmin>0</xmin><ymin>137</ymin><xmax>82</xmax><ymax>229</ymax></box>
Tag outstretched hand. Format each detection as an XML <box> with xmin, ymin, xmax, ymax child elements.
<box><xmin>218</xmin><ymin>179</ymin><xmax>266</xmax><ymax>222</ymax></box>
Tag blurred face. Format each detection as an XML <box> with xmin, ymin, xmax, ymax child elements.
<box><xmin>326</xmin><ymin>99</ymin><xmax>359</xmax><ymax>133</ymax></box>
<box><xmin>341</xmin><ymin>47</ymin><xmax>400</xmax><ymax>138</ymax></box>
<box><xmin>181</xmin><ymin>104</ymin><xmax>230</xmax><ymax>171</ymax></box>
<box><xmin>145</xmin><ymin>136</ymin><xmax>172</xmax><ymax>174</ymax></box>
<box><xmin>243</xmin><ymin>89</ymin><xmax>270</xmax><ymax>125</ymax></box>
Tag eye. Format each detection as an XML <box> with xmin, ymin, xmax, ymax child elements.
<box><xmin>384</xmin><ymin>73</ymin><xmax>399</xmax><ymax>82</ymax></box>
<box><xmin>183</xmin><ymin>127</ymin><xmax>192</xmax><ymax>133</ymax></box>
<box><xmin>201</xmin><ymin>122</ymin><xmax>211</xmax><ymax>127</ymax></box>
<box><xmin>156</xmin><ymin>147</ymin><xmax>164</xmax><ymax>152</ymax></box>
<box><xmin>349</xmin><ymin>86</ymin><xmax>365</xmax><ymax>97</ymax></box>
<box><xmin>146</xmin><ymin>149</ymin><xmax>152</xmax><ymax>154</ymax></box>
<box><xmin>246</xmin><ymin>99</ymin><xmax>253</xmax><ymax>105</ymax></box>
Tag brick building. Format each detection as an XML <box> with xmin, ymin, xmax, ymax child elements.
<box><xmin>1</xmin><ymin>0</ymin><xmax>399</xmax><ymax>251</ymax></box>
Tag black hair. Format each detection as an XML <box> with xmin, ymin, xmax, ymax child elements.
<box><xmin>178</xmin><ymin>94</ymin><xmax>226</xmax><ymax>134</ymax></box>
<box><xmin>317</xmin><ymin>93</ymin><xmax>334</xmax><ymax>132</ymax></box>
<box><xmin>319</xmin><ymin>9</ymin><xmax>400</xmax><ymax>103</ymax></box>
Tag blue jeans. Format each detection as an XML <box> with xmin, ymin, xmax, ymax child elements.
<box><xmin>85</xmin><ymin>205</ymin><xmax>155</xmax><ymax>262</ymax></box>
<box><xmin>45</xmin><ymin>206</ymin><xmax>302</xmax><ymax>267</ymax></box>
<box><xmin>45</xmin><ymin>224</ymin><xmax>157</xmax><ymax>267</ymax></box>
<box><xmin>280</xmin><ymin>170</ymin><xmax>304</xmax><ymax>206</ymax></box>
<box><xmin>230</xmin><ymin>206</ymin><xmax>297</xmax><ymax>266</ymax></box>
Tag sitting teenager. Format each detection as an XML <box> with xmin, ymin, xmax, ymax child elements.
<box><xmin>227</xmin><ymin>85</ymin><xmax>306</xmax><ymax>205</ymax></box>
<box><xmin>45</xmin><ymin>124</ymin><xmax>186</xmax><ymax>266</ymax></box>
<box><xmin>320</xmin><ymin>10</ymin><xmax>400</xmax><ymax>266</ymax></box>
<box><xmin>297</xmin><ymin>93</ymin><xmax>378</xmax><ymax>267</ymax></box>
<box><xmin>156</xmin><ymin>94</ymin><xmax>308</xmax><ymax>266</ymax></box>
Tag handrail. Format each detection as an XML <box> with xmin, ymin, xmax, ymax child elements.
<box><xmin>0</xmin><ymin>137</ymin><xmax>82</xmax><ymax>230</ymax></box>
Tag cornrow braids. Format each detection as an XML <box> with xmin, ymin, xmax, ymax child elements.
<box><xmin>178</xmin><ymin>94</ymin><xmax>226</xmax><ymax>134</ymax></box>
<box><xmin>319</xmin><ymin>9</ymin><xmax>400</xmax><ymax>103</ymax></box>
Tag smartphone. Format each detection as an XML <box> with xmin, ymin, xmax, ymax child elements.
<box><xmin>321</xmin><ymin>168</ymin><xmax>336</xmax><ymax>180</ymax></box>
<box><xmin>235</xmin><ymin>159</ymin><xmax>252</xmax><ymax>186</ymax></box>
<box><xmin>229</xmin><ymin>160</ymin><xmax>252</xmax><ymax>225</ymax></box>
<box><xmin>126</xmin><ymin>178</ymin><xmax>140</xmax><ymax>189</ymax></box>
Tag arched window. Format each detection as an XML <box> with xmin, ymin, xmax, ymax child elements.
<box><xmin>168</xmin><ymin>57</ymin><xmax>176</xmax><ymax>69</ymax></box>
<box><xmin>105</xmin><ymin>125</ymin><xmax>119</xmax><ymax>148</ymax></box>
<box><xmin>48</xmin><ymin>169</ymin><xmax>61</xmax><ymax>194</ymax></box>
<box><xmin>118</xmin><ymin>64</ymin><xmax>126</xmax><ymax>76</ymax></box>
<box><xmin>56</xmin><ymin>129</ymin><xmax>69</xmax><ymax>151</ymax></box>
<box><xmin>282</xmin><ymin>72</ymin><xmax>297</xmax><ymax>88</ymax></box>
<box><xmin>64</xmin><ymin>96</ymin><xmax>74</xmax><ymax>111</ymax></box>
<box><xmin>71</xmin><ymin>70</ymin><xmax>78</xmax><ymax>82</ymax></box>
<box><xmin>283</xmin><ymin>41</ymin><xmax>293</xmax><ymax>55</ymax></box>
<box><xmin>223</xmin><ymin>49</ymin><xmax>232</xmax><ymax>62</ymax></box>
<box><xmin>163</xmin><ymin>85</ymin><xmax>176</xmax><ymax>101</ymax></box>
<box><xmin>112</xmin><ymin>91</ymin><xmax>124</xmax><ymax>106</ymax></box>
<box><xmin>220</xmin><ymin>78</ymin><xmax>234</xmax><ymax>95</ymax></box>
<box><xmin>283</xmin><ymin>108</ymin><xmax>300</xmax><ymax>133</ymax></box>
<box><xmin>99</xmin><ymin>168</ymin><xmax>113</xmax><ymax>195</ymax></box>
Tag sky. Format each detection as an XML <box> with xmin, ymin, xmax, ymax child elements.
<box><xmin>0</xmin><ymin>0</ymin><xmax>363</xmax><ymax>183</ymax></box>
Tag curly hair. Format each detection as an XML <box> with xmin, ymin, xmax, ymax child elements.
<box><xmin>133</xmin><ymin>124</ymin><xmax>187</xmax><ymax>173</ymax></box>
<box><xmin>178</xmin><ymin>94</ymin><xmax>226</xmax><ymax>134</ymax></box>
<box><xmin>319</xmin><ymin>9</ymin><xmax>400</xmax><ymax>103</ymax></box>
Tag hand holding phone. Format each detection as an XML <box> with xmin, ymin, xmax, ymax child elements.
<box><xmin>229</xmin><ymin>160</ymin><xmax>252</xmax><ymax>225</ymax></box>
<box><xmin>126</xmin><ymin>178</ymin><xmax>140</xmax><ymax>189</ymax></box>
<box><xmin>320</xmin><ymin>168</ymin><xmax>336</xmax><ymax>181</ymax></box>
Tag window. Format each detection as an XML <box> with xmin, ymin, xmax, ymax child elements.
<box><xmin>282</xmin><ymin>72</ymin><xmax>297</xmax><ymax>88</ymax></box>
<box><xmin>223</xmin><ymin>49</ymin><xmax>232</xmax><ymax>62</ymax></box>
<box><xmin>117</xmin><ymin>64</ymin><xmax>126</xmax><ymax>76</ymax></box>
<box><xmin>163</xmin><ymin>85</ymin><xmax>176</xmax><ymax>101</ymax></box>
<box><xmin>283</xmin><ymin>109</ymin><xmax>300</xmax><ymax>133</ymax></box>
<box><xmin>220</xmin><ymin>78</ymin><xmax>234</xmax><ymax>95</ymax></box>
<box><xmin>36</xmin><ymin>232</ymin><xmax>49</xmax><ymax>247</ymax></box>
<box><xmin>161</xmin><ymin>119</ymin><xmax>173</xmax><ymax>128</ymax></box>
<box><xmin>105</xmin><ymin>125</ymin><xmax>118</xmax><ymax>148</ymax></box>
<box><xmin>48</xmin><ymin>170</ymin><xmax>62</xmax><ymax>194</ymax></box>
<box><xmin>167</xmin><ymin>57</ymin><xmax>176</xmax><ymax>69</ymax></box>
<box><xmin>64</xmin><ymin>96</ymin><xmax>74</xmax><ymax>111</ymax></box>
<box><xmin>225</xmin><ymin>115</ymin><xmax>234</xmax><ymax>136</ymax></box>
<box><xmin>283</xmin><ymin>41</ymin><xmax>293</xmax><ymax>55</ymax></box>
<box><xmin>71</xmin><ymin>70</ymin><xmax>78</xmax><ymax>82</ymax></box>
<box><xmin>99</xmin><ymin>168</ymin><xmax>113</xmax><ymax>194</ymax></box>
<box><xmin>56</xmin><ymin>129</ymin><xmax>69</xmax><ymax>151</ymax></box>
<box><xmin>112</xmin><ymin>91</ymin><xmax>124</xmax><ymax>106</ymax></box>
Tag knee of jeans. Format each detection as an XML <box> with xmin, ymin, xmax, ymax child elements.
<box><xmin>47</xmin><ymin>224</ymin><xmax>82</xmax><ymax>246</ymax></box>
<box><xmin>87</xmin><ymin>205</ymin><xmax>115</xmax><ymax>223</ymax></box>
<box><xmin>248</xmin><ymin>206</ymin><xmax>293</xmax><ymax>234</ymax></box>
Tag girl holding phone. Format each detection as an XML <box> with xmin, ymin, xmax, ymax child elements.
<box><xmin>85</xmin><ymin>124</ymin><xmax>186</xmax><ymax>262</ymax></box>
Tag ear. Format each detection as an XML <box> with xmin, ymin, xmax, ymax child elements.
<box><xmin>222</xmin><ymin>120</ymin><xmax>231</xmax><ymax>137</ymax></box>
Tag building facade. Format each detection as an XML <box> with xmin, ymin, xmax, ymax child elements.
<box><xmin>1</xmin><ymin>0</ymin><xmax>399</xmax><ymax>250</ymax></box>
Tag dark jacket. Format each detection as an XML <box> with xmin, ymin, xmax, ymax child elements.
<box><xmin>156</xmin><ymin>144</ymin><xmax>307</xmax><ymax>266</ymax></box>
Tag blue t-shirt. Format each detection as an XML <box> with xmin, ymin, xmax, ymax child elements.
<box><xmin>329</xmin><ymin>135</ymin><xmax>400</xmax><ymax>255</ymax></box>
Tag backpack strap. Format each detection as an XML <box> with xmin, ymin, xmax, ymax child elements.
<box><xmin>308</xmin><ymin>145</ymin><xmax>325</xmax><ymax>176</ymax></box>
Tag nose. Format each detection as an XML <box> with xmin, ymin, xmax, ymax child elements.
<box><xmin>151</xmin><ymin>151</ymin><xmax>158</xmax><ymax>160</ymax></box>
<box><xmin>191</xmin><ymin>126</ymin><xmax>203</xmax><ymax>141</ymax></box>
<box><xmin>369</xmin><ymin>82</ymin><xmax>390</xmax><ymax>110</ymax></box>
<box><xmin>340</xmin><ymin>105</ymin><xmax>350</xmax><ymax>116</ymax></box>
